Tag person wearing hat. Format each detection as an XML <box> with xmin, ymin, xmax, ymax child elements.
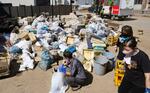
<box><xmin>63</xmin><ymin>50</ymin><xmax>87</xmax><ymax>91</ymax></box>
<box><xmin>116</xmin><ymin>25</ymin><xmax>134</xmax><ymax>60</ymax></box>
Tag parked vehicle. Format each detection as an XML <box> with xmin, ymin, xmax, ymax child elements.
<box><xmin>103</xmin><ymin>0</ymin><xmax>134</xmax><ymax>19</ymax></box>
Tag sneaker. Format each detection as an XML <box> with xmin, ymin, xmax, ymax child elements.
<box><xmin>27</xmin><ymin>67</ymin><xmax>34</xmax><ymax>70</ymax></box>
<box><xmin>19</xmin><ymin>68</ymin><xmax>26</xmax><ymax>72</ymax></box>
<box><xmin>62</xmin><ymin>85</ymin><xmax>69</xmax><ymax>92</ymax></box>
<box><xmin>71</xmin><ymin>85</ymin><xmax>82</xmax><ymax>91</ymax></box>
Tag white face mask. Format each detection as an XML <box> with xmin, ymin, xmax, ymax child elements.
<box><xmin>123</xmin><ymin>49</ymin><xmax>134</xmax><ymax>56</ymax></box>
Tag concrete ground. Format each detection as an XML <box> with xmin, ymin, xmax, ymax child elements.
<box><xmin>0</xmin><ymin>16</ymin><xmax>150</xmax><ymax>93</ymax></box>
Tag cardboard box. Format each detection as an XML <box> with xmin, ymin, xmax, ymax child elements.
<box><xmin>66</xmin><ymin>36</ymin><xmax>75</xmax><ymax>45</ymax></box>
<box><xmin>18</xmin><ymin>31</ymin><xmax>29</xmax><ymax>39</ymax></box>
<box><xmin>83</xmin><ymin>60</ymin><xmax>92</xmax><ymax>72</ymax></box>
<box><xmin>83</xmin><ymin>49</ymin><xmax>94</xmax><ymax>61</ymax></box>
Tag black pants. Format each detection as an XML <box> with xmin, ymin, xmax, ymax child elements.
<box><xmin>65</xmin><ymin>77</ymin><xmax>86</xmax><ymax>87</ymax></box>
<box><xmin>118</xmin><ymin>78</ymin><xmax>145</xmax><ymax>93</ymax></box>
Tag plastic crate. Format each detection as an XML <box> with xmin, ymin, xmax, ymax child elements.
<box><xmin>115</xmin><ymin>69</ymin><xmax>125</xmax><ymax>74</ymax></box>
<box><xmin>107</xmin><ymin>34</ymin><xmax>119</xmax><ymax>46</ymax></box>
<box><xmin>116</xmin><ymin>60</ymin><xmax>125</xmax><ymax>70</ymax></box>
<box><xmin>114</xmin><ymin>60</ymin><xmax>125</xmax><ymax>87</ymax></box>
<box><xmin>107</xmin><ymin>35</ymin><xmax>114</xmax><ymax>46</ymax></box>
<box><xmin>114</xmin><ymin>72</ymin><xmax>124</xmax><ymax>86</ymax></box>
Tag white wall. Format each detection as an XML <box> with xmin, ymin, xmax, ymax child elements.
<box><xmin>76</xmin><ymin>0</ymin><xmax>93</xmax><ymax>5</ymax></box>
<box><xmin>49</xmin><ymin>0</ymin><xmax>93</xmax><ymax>5</ymax></box>
<box><xmin>0</xmin><ymin>0</ymin><xmax>35</xmax><ymax>6</ymax></box>
<box><xmin>50</xmin><ymin>0</ymin><xmax>70</xmax><ymax>5</ymax></box>
<box><xmin>134</xmin><ymin>4</ymin><xmax>142</xmax><ymax>10</ymax></box>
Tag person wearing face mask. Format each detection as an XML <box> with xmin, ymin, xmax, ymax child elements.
<box><xmin>116</xmin><ymin>25</ymin><xmax>133</xmax><ymax>60</ymax></box>
<box><xmin>118</xmin><ymin>37</ymin><xmax>150</xmax><ymax>93</ymax></box>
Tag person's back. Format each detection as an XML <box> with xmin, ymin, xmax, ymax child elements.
<box><xmin>71</xmin><ymin>58</ymin><xmax>87</xmax><ymax>79</ymax></box>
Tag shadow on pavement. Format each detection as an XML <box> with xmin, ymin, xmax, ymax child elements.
<box><xmin>115</xmin><ymin>17</ymin><xmax>137</xmax><ymax>21</ymax></box>
<box><xmin>0</xmin><ymin>59</ymin><xmax>22</xmax><ymax>79</ymax></box>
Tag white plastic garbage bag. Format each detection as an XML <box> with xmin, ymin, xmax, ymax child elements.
<box><xmin>49</xmin><ymin>72</ymin><xmax>68</xmax><ymax>93</ymax></box>
<box><xmin>40</xmin><ymin>38</ymin><xmax>51</xmax><ymax>50</ymax></box>
<box><xmin>23</xmin><ymin>25</ymin><xmax>32</xmax><ymax>32</ymax></box>
<box><xmin>87</xmin><ymin>22</ymin><xmax>97</xmax><ymax>33</ymax></box>
<box><xmin>59</xmin><ymin>43</ymin><xmax>68</xmax><ymax>52</ymax></box>
<box><xmin>18</xmin><ymin>18</ymin><xmax>28</xmax><ymax>26</ymax></box>
<box><xmin>10</xmin><ymin>33</ymin><xmax>18</xmax><ymax>44</ymax></box>
<box><xmin>19</xmin><ymin>49</ymin><xmax>34</xmax><ymax>71</ymax></box>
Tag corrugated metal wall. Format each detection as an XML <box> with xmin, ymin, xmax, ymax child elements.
<box><xmin>0</xmin><ymin>5</ymin><xmax>72</xmax><ymax>17</ymax></box>
<box><xmin>0</xmin><ymin>0</ymin><xmax>35</xmax><ymax>6</ymax></box>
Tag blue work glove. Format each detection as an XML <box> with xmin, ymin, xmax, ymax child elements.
<box><xmin>58</xmin><ymin>64</ymin><xmax>66</xmax><ymax>74</ymax></box>
<box><xmin>145</xmin><ymin>88</ymin><xmax>150</xmax><ymax>93</ymax></box>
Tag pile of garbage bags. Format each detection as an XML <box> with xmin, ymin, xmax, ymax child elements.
<box><xmin>6</xmin><ymin>12</ymin><xmax>121</xmax><ymax>72</ymax></box>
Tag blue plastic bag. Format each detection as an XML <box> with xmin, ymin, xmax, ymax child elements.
<box><xmin>38</xmin><ymin>50</ymin><xmax>53</xmax><ymax>71</ymax></box>
<box><xmin>9</xmin><ymin>46</ymin><xmax>22</xmax><ymax>54</ymax></box>
<box><xmin>66</xmin><ymin>46</ymin><xmax>76</xmax><ymax>54</ymax></box>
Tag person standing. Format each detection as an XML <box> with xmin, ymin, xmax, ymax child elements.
<box><xmin>116</xmin><ymin>25</ymin><xmax>134</xmax><ymax>60</ymax></box>
<box><xmin>118</xmin><ymin>37</ymin><xmax>150</xmax><ymax>93</ymax></box>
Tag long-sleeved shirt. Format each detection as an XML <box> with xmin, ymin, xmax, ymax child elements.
<box><xmin>67</xmin><ymin>58</ymin><xmax>87</xmax><ymax>79</ymax></box>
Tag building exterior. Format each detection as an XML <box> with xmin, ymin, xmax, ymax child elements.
<box><xmin>134</xmin><ymin>0</ymin><xmax>150</xmax><ymax>10</ymax></box>
<box><xmin>0</xmin><ymin>0</ymin><xmax>149</xmax><ymax>10</ymax></box>
<box><xmin>75</xmin><ymin>0</ymin><xmax>93</xmax><ymax>5</ymax></box>
<box><xmin>50</xmin><ymin>0</ymin><xmax>70</xmax><ymax>5</ymax></box>
<box><xmin>0</xmin><ymin>0</ymin><xmax>93</xmax><ymax>6</ymax></box>
<box><xmin>50</xmin><ymin>0</ymin><xmax>93</xmax><ymax>5</ymax></box>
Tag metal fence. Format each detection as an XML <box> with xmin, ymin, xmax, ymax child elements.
<box><xmin>0</xmin><ymin>5</ymin><xmax>72</xmax><ymax>18</ymax></box>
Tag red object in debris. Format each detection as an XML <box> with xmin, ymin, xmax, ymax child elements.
<box><xmin>112</xmin><ymin>6</ymin><xmax>119</xmax><ymax>15</ymax></box>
